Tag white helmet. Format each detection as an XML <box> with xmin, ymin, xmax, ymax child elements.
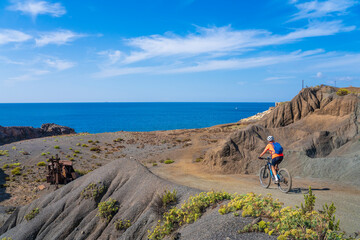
<box><xmin>267</xmin><ymin>136</ymin><xmax>274</xmax><ymax>142</ymax></box>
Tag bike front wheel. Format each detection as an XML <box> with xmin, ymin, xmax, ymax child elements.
<box><xmin>278</xmin><ymin>168</ymin><xmax>292</xmax><ymax>193</ymax></box>
<box><xmin>259</xmin><ymin>166</ymin><xmax>271</xmax><ymax>188</ymax></box>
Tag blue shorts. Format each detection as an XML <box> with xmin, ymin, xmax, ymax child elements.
<box><xmin>271</xmin><ymin>156</ymin><xmax>283</xmax><ymax>166</ymax></box>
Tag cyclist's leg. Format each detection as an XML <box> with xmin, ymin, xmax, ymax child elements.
<box><xmin>270</xmin><ymin>158</ymin><xmax>278</xmax><ymax>180</ymax></box>
<box><xmin>271</xmin><ymin>157</ymin><xmax>283</xmax><ymax>182</ymax></box>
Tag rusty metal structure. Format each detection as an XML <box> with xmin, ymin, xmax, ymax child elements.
<box><xmin>46</xmin><ymin>154</ymin><xmax>77</xmax><ymax>184</ymax></box>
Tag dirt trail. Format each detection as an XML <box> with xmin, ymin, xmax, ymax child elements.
<box><xmin>151</xmin><ymin>133</ymin><xmax>360</xmax><ymax>234</ymax></box>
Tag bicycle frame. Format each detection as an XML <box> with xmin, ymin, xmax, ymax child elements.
<box><xmin>263</xmin><ymin>157</ymin><xmax>280</xmax><ymax>180</ymax></box>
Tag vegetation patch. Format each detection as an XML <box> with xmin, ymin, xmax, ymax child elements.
<box><xmin>90</xmin><ymin>146</ymin><xmax>101</xmax><ymax>153</ymax></box>
<box><xmin>97</xmin><ymin>198</ymin><xmax>119</xmax><ymax>222</ymax></box>
<box><xmin>10</xmin><ymin>163</ymin><xmax>21</xmax><ymax>168</ymax></box>
<box><xmin>161</xmin><ymin>189</ymin><xmax>177</xmax><ymax>208</ymax></box>
<box><xmin>149</xmin><ymin>188</ymin><xmax>352</xmax><ymax>240</ymax></box>
<box><xmin>24</xmin><ymin>208</ymin><xmax>39</xmax><ymax>221</ymax></box>
<box><xmin>195</xmin><ymin>158</ymin><xmax>203</xmax><ymax>163</ymax></box>
<box><xmin>82</xmin><ymin>144</ymin><xmax>88</xmax><ymax>147</ymax></box>
<box><xmin>164</xmin><ymin>160</ymin><xmax>174</xmax><ymax>164</ymax></box>
<box><xmin>113</xmin><ymin>138</ymin><xmax>124</xmax><ymax>143</ymax></box>
<box><xmin>220</xmin><ymin>187</ymin><xmax>351</xmax><ymax>240</ymax></box>
<box><xmin>75</xmin><ymin>169</ymin><xmax>91</xmax><ymax>176</ymax></box>
<box><xmin>81</xmin><ymin>182</ymin><xmax>106</xmax><ymax>200</ymax></box>
<box><xmin>54</xmin><ymin>145</ymin><xmax>60</xmax><ymax>149</ymax></box>
<box><xmin>148</xmin><ymin>191</ymin><xmax>231</xmax><ymax>239</ymax></box>
<box><xmin>336</xmin><ymin>88</ymin><xmax>350</xmax><ymax>96</ymax></box>
<box><xmin>0</xmin><ymin>150</ymin><xmax>9</xmax><ymax>156</ymax></box>
<box><xmin>37</xmin><ymin>162</ymin><xmax>46</xmax><ymax>167</ymax></box>
<box><xmin>114</xmin><ymin>219</ymin><xmax>132</xmax><ymax>231</ymax></box>
<box><xmin>153</xmin><ymin>163</ymin><xmax>158</xmax><ymax>166</ymax></box>
<box><xmin>74</xmin><ymin>150</ymin><xmax>81</xmax><ymax>154</ymax></box>
<box><xmin>11</xmin><ymin>167</ymin><xmax>21</xmax><ymax>175</ymax></box>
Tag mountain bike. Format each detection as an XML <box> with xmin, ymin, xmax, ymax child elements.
<box><xmin>258</xmin><ymin>157</ymin><xmax>292</xmax><ymax>193</ymax></box>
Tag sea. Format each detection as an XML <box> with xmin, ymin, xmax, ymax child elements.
<box><xmin>0</xmin><ymin>103</ymin><xmax>274</xmax><ymax>133</ymax></box>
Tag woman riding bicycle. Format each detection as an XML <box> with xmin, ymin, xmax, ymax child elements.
<box><xmin>259</xmin><ymin>136</ymin><xmax>283</xmax><ymax>184</ymax></box>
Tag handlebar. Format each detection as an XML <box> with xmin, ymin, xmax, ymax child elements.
<box><xmin>258</xmin><ymin>157</ymin><xmax>271</xmax><ymax>160</ymax></box>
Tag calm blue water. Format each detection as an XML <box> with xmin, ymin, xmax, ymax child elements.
<box><xmin>0</xmin><ymin>103</ymin><xmax>274</xmax><ymax>133</ymax></box>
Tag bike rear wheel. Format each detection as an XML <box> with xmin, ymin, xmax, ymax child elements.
<box><xmin>278</xmin><ymin>168</ymin><xmax>292</xmax><ymax>193</ymax></box>
<box><xmin>259</xmin><ymin>166</ymin><xmax>271</xmax><ymax>188</ymax></box>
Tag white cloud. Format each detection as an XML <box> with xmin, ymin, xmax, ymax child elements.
<box><xmin>0</xmin><ymin>29</ymin><xmax>32</xmax><ymax>45</ymax></box>
<box><xmin>8</xmin><ymin>69</ymin><xmax>49</xmax><ymax>83</ymax></box>
<box><xmin>44</xmin><ymin>59</ymin><xmax>75</xmax><ymax>70</ymax></box>
<box><xmin>0</xmin><ymin>56</ymin><xmax>24</xmax><ymax>65</ymax></box>
<box><xmin>316</xmin><ymin>72</ymin><xmax>323</xmax><ymax>78</ymax></box>
<box><xmin>8</xmin><ymin>0</ymin><xmax>66</xmax><ymax>18</ymax></box>
<box><xmin>290</xmin><ymin>0</ymin><xmax>358</xmax><ymax>21</ymax></box>
<box><xmin>311</xmin><ymin>53</ymin><xmax>360</xmax><ymax>70</ymax></box>
<box><xmin>119</xmin><ymin>23</ymin><xmax>352</xmax><ymax>64</ymax></box>
<box><xmin>35</xmin><ymin>30</ymin><xmax>84</xmax><ymax>46</ymax></box>
<box><xmin>98</xmin><ymin>50</ymin><xmax>123</xmax><ymax>64</ymax></box>
<box><xmin>95</xmin><ymin>49</ymin><xmax>323</xmax><ymax>77</ymax></box>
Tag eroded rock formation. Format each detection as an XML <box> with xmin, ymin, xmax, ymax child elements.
<box><xmin>204</xmin><ymin>86</ymin><xmax>360</xmax><ymax>183</ymax></box>
<box><xmin>0</xmin><ymin>123</ymin><xmax>75</xmax><ymax>145</ymax></box>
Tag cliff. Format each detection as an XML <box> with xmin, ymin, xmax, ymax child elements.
<box><xmin>0</xmin><ymin>123</ymin><xmax>75</xmax><ymax>145</ymax></box>
<box><xmin>203</xmin><ymin>86</ymin><xmax>360</xmax><ymax>184</ymax></box>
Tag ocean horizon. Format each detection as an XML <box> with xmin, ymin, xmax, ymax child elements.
<box><xmin>0</xmin><ymin>102</ymin><xmax>274</xmax><ymax>133</ymax></box>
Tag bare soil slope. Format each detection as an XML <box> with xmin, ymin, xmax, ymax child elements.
<box><xmin>0</xmin><ymin>158</ymin><xmax>275</xmax><ymax>240</ymax></box>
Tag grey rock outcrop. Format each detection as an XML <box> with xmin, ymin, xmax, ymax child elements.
<box><xmin>0</xmin><ymin>123</ymin><xmax>75</xmax><ymax>145</ymax></box>
<box><xmin>204</xmin><ymin>86</ymin><xmax>360</xmax><ymax>184</ymax></box>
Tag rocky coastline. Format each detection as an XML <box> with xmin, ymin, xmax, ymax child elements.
<box><xmin>0</xmin><ymin>123</ymin><xmax>75</xmax><ymax>145</ymax></box>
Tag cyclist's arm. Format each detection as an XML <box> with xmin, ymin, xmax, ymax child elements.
<box><xmin>259</xmin><ymin>144</ymin><xmax>270</xmax><ymax>157</ymax></box>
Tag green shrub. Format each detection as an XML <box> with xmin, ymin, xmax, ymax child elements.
<box><xmin>41</xmin><ymin>152</ymin><xmax>46</xmax><ymax>156</ymax></box>
<box><xmin>69</xmin><ymin>147</ymin><xmax>73</xmax><ymax>150</ymax></box>
<box><xmin>11</xmin><ymin>146</ymin><xmax>16</xmax><ymax>150</ymax></box>
<box><xmin>232</xmin><ymin>187</ymin><xmax>347</xmax><ymax>240</ymax></box>
<box><xmin>2</xmin><ymin>237</ymin><xmax>13</xmax><ymax>240</ymax></box>
<box><xmin>164</xmin><ymin>160</ymin><xmax>174</xmax><ymax>164</ymax></box>
<box><xmin>81</xmin><ymin>182</ymin><xmax>106</xmax><ymax>200</ymax></box>
<box><xmin>54</xmin><ymin>145</ymin><xmax>60</xmax><ymax>149</ymax></box>
<box><xmin>74</xmin><ymin>150</ymin><xmax>81</xmax><ymax>153</ymax></box>
<box><xmin>0</xmin><ymin>150</ymin><xmax>9</xmax><ymax>156</ymax></box>
<box><xmin>37</xmin><ymin>162</ymin><xmax>46</xmax><ymax>167</ymax></box>
<box><xmin>11</xmin><ymin>167</ymin><xmax>21</xmax><ymax>175</ymax></box>
<box><xmin>69</xmin><ymin>158</ymin><xmax>74</xmax><ymax>161</ymax></box>
<box><xmin>153</xmin><ymin>163</ymin><xmax>158</xmax><ymax>166</ymax></box>
<box><xmin>90</xmin><ymin>146</ymin><xmax>101</xmax><ymax>153</ymax></box>
<box><xmin>113</xmin><ymin>138</ymin><xmax>124</xmax><ymax>143</ymax></box>
<box><xmin>336</xmin><ymin>88</ymin><xmax>350</xmax><ymax>96</ymax></box>
<box><xmin>82</xmin><ymin>144</ymin><xmax>88</xmax><ymax>147</ymax></box>
<box><xmin>195</xmin><ymin>158</ymin><xmax>202</xmax><ymax>163</ymax></box>
<box><xmin>162</xmin><ymin>189</ymin><xmax>177</xmax><ymax>208</ymax></box>
<box><xmin>97</xmin><ymin>198</ymin><xmax>118</xmax><ymax>222</ymax></box>
<box><xmin>88</xmin><ymin>140</ymin><xmax>93</xmax><ymax>143</ymax></box>
<box><xmin>148</xmin><ymin>191</ymin><xmax>231</xmax><ymax>239</ymax></box>
<box><xmin>114</xmin><ymin>219</ymin><xmax>131</xmax><ymax>231</ymax></box>
<box><xmin>76</xmin><ymin>143</ymin><xmax>81</xmax><ymax>146</ymax></box>
<box><xmin>10</xmin><ymin>163</ymin><xmax>21</xmax><ymax>167</ymax></box>
<box><xmin>75</xmin><ymin>169</ymin><xmax>90</xmax><ymax>176</ymax></box>
<box><xmin>24</xmin><ymin>208</ymin><xmax>39</xmax><ymax>221</ymax></box>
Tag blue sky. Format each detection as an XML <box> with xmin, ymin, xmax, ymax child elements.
<box><xmin>0</xmin><ymin>0</ymin><xmax>359</xmax><ymax>102</ymax></box>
